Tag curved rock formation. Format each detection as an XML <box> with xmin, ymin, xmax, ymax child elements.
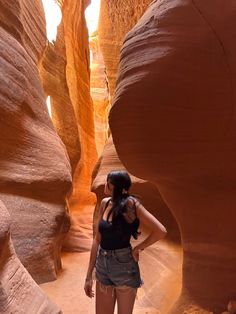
<box><xmin>90</xmin><ymin>31</ymin><xmax>110</xmax><ymax>157</ymax></box>
<box><xmin>0</xmin><ymin>0</ymin><xmax>71</xmax><ymax>283</ymax></box>
<box><xmin>58</xmin><ymin>0</ymin><xmax>98</xmax><ymax>252</ymax></box>
<box><xmin>110</xmin><ymin>0</ymin><xmax>236</xmax><ymax>312</ymax></box>
<box><xmin>39</xmin><ymin>23</ymin><xmax>81</xmax><ymax>173</ymax></box>
<box><xmin>0</xmin><ymin>0</ymin><xmax>46</xmax><ymax>64</ymax></box>
<box><xmin>92</xmin><ymin>136</ymin><xmax>180</xmax><ymax>241</ymax></box>
<box><xmin>98</xmin><ymin>0</ymin><xmax>153</xmax><ymax>100</ymax></box>
<box><xmin>40</xmin><ymin>0</ymin><xmax>99</xmax><ymax>252</ymax></box>
<box><xmin>92</xmin><ymin>136</ymin><xmax>182</xmax><ymax>311</ymax></box>
<box><xmin>0</xmin><ymin>201</ymin><xmax>62</xmax><ymax>314</ymax></box>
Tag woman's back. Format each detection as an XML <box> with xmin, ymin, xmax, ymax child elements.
<box><xmin>99</xmin><ymin>197</ymin><xmax>139</xmax><ymax>250</ymax></box>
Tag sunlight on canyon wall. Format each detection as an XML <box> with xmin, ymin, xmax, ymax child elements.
<box><xmin>40</xmin><ymin>0</ymin><xmax>99</xmax><ymax>252</ymax></box>
<box><xmin>0</xmin><ymin>0</ymin><xmax>72</xmax><ymax>292</ymax></box>
<box><xmin>42</xmin><ymin>0</ymin><xmax>62</xmax><ymax>42</ymax></box>
<box><xmin>85</xmin><ymin>0</ymin><xmax>109</xmax><ymax>157</ymax></box>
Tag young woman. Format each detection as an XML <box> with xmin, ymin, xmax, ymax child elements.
<box><xmin>84</xmin><ymin>170</ymin><xmax>167</xmax><ymax>314</ymax></box>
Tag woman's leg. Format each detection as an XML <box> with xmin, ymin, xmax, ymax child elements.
<box><xmin>116</xmin><ymin>286</ymin><xmax>137</xmax><ymax>314</ymax></box>
<box><xmin>96</xmin><ymin>281</ymin><xmax>116</xmax><ymax>314</ymax></box>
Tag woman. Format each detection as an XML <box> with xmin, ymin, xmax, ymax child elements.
<box><xmin>84</xmin><ymin>170</ymin><xmax>167</xmax><ymax>314</ymax></box>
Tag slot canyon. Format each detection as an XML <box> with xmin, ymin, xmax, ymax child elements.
<box><xmin>0</xmin><ymin>0</ymin><xmax>235</xmax><ymax>314</ymax></box>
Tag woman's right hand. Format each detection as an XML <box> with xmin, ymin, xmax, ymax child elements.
<box><xmin>132</xmin><ymin>247</ymin><xmax>142</xmax><ymax>262</ymax></box>
<box><xmin>84</xmin><ymin>277</ymin><xmax>94</xmax><ymax>298</ymax></box>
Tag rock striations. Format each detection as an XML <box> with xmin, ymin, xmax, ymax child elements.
<box><xmin>40</xmin><ymin>0</ymin><xmax>98</xmax><ymax>252</ymax></box>
<box><xmin>0</xmin><ymin>0</ymin><xmax>72</xmax><ymax>284</ymax></box>
<box><xmin>58</xmin><ymin>0</ymin><xmax>98</xmax><ymax>252</ymax></box>
<box><xmin>90</xmin><ymin>32</ymin><xmax>110</xmax><ymax>157</ymax></box>
<box><xmin>98</xmin><ymin>0</ymin><xmax>153</xmax><ymax>100</ymax></box>
<box><xmin>0</xmin><ymin>201</ymin><xmax>62</xmax><ymax>314</ymax></box>
<box><xmin>110</xmin><ymin>0</ymin><xmax>236</xmax><ymax>313</ymax></box>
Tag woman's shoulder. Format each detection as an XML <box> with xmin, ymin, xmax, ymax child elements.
<box><xmin>126</xmin><ymin>195</ymin><xmax>139</xmax><ymax>208</ymax></box>
<box><xmin>98</xmin><ymin>197</ymin><xmax>111</xmax><ymax>216</ymax></box>
<box><xmin>100</xmin><ymin>197</ymin><xmax>112</xmax><ymax>208</ymax></box>
<box><xmin>101</xmin><ymin>197</ymin><xmax>111</xmax><ymax>204</ymax></box>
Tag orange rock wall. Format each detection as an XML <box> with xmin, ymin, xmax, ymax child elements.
<box><xmin>96</xmin><ymin>0</ymin><xmax>180</xmax><ymax>238</ymax></box>
<box><xmin>59</xmin><ymin>0</ymin><xmax>98</xmax><ymax>251</ymax></box>
<box><xmin>0</xmin><ymin>201</ymin><xmax>62</xmax><ymax>314</ymax></box>
<box><xmin>0</xmin><ymin>0</ymin><xmax>46</xmax><ymax>64</ymax></box>
<box><xmin>90</xmin><ymin>33</ymin><xmax>110</xmax><ymax>157</ymax></box>
<box><xmin>110</xmin><ymin>0</ymin><xmax>236</xmax><ymax>312</ymax></box>
<box><xmin>91</xmin><ymin>136</ymin><xmax>182</xmax><ymax>312</ymax></box>
<box><xmin>39</xmin><ymin>24</ymin><xmax>81</xmax><ymax>173</ymax></box>
<box><xmin>92</xmin><ymin>137</ymin><xmax>180</xmax><ymax>242</ymax></box>
<box><xmin>98</xmin><ymin>0</ymin><xmax>153</xmax><ymax>100</ymax></box>
<box><xmin>0</xmin><ymin>0</ymin><xmax>72</xmax><ymax>283</ymax></box>
<box><xmin>40</xmin><ymin>0</ymin><xmax>100</xmax><ymax>252</ymax></box>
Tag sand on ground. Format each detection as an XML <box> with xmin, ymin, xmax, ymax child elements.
<box><xmin>40</xmin><ymin>241</ymin><xmax>182</xmax><ymax>314</ymax></box>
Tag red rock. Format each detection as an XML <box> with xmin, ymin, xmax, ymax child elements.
<box><xmin>228</xmin><ymin>300</ymin><xmax>236</xmax><ymax>314</ymax></box>
<box><xmin>92</xmin><ymin>136</ymin><xmax>180</xmax><ymax>241</ymax></box>
<box><xmin>98</xmin><ymin>0</ymin><xmax>153</xmax><ymax>100</ymax></box>
<box><xmin>0</xmin><ymin>200</ymin><xmax>62</xmax><ymax>314</ymax></box>
<box><xmin>110</xmin><ymin>0</ymin><xmax>236</xmax><ymax>312</ymax></box>
<box><xmin>91</xmin><ymin>135</ymin><xmax>182</xmax><ymax>310</ymax></box>
<box><xmin>59</xmin><ymin>0</ymin><xmax>98</xmax><ymax>252</ymax></box>
<box><xmin>90</xmin><ymin>32</ymin><xmax>110</xmax><ymax>156</ymax></box>
<box><xmin>39</xmin><ymin>24</ymin><xmax>81</xmax><ymax>173</ymax></box>
<box><xmin>40</xmin><ymin>0</ymin><xmax>98</xmax><ymax>252</ymax></box>
<box><xmin>0</xmin><ymin>1</ymin><xmax>72</xmax><ymax>283</ymax></box>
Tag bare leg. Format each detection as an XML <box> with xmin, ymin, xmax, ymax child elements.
<box><xmin>96</xmin><ymin>281</ymin><xmax>116</xmax><ymax>314</ymax></box>
<box><xmin>116</xmin><ymin>286</ymin><xmax>137</xmax><ymax>314</ymax></box>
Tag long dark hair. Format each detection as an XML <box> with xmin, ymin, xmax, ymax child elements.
<box><xmin>106</xmin><ymin>170</ymin><xmax>140</xmax><ymax>239</ymax></box>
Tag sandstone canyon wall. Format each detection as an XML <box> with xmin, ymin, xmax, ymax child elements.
<box><xmin>90</xmin><ymin>32</ymin><xmax>110</xmax><ymax>157</ymax></box>
<box><xmin>98</xmin><ymin>0</ymin><xmax>153</xmax><ymax>100</ymax></box>
<box><xmin>40</xmin><ymin>0</ymin><xmax>98</xmax><ymax>252</ymax></box>
<box><xmin>60</xmin><ymin>0</ymin><xmax>98</xmax><ymax>252</ymax></box>
<box><xmin>0</xmin><ymin>0</ymin><xmax>72</xmax><ymax>284</ymax></box>
<box><xmin>39</xmin><ymin>24</ymin><xmax>80</xmax><ymax>174</ymax></box>
<box><xmin>92</xmin><ymin>136</ymin><xmax>182</xmax><ymax>313</ymax></box>
<box><xmin>96</xmin><ymin>4</ymin><xmax>183</xmax><ymax>310</ymax></box>
<box><xmin>92</xmin><ymin>136</ymin><xmax>180</xmax><ymax>242</ymax></box>
<box><xmin>110</xmin><ymin>0</ymin><xmax>236</xmax><ymax>313</ymax></box>
<box><xmin>0</xmin><ymin>201</ymin><xmax>62</xmax><ymax>314</ymax></box>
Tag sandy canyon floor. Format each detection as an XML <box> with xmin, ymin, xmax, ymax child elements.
<box><xmin>40</xmin><ymin>240</ymin><xmax>182</xmax><ymax>314</ymax></box>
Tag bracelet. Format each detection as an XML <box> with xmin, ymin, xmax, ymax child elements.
<box><xmin>85</xmin><ymin>277</ymin><xmax>92</xmax><ymax>282</ymax></box>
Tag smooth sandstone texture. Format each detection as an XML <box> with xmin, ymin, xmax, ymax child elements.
<box><xmin>98</xmin><ymin>0</ymin><xmax>153</xmax><ymax>100</ymax></box>
<box><xmin>90</xmin><ymin>32</ymin><xmax>110</xmax><ymax>157</ymax></box>
<box><xmin>0</xmin><ymin>201</ymin><xmax>62</xmax><ymax>314</ymax></box>
<box><xmin>0</xmin><ymin>0</ymin><xmax>46</xmax><ymax>64</ymax></box>
<box><xmin>91</xmin><ymin>137</ymin><xmax>182</xmax><ymax>311</ymax></box>
<box><xmin>40</xmin><ymin>0</ymin><xmax>98</xmax><ymax>252</ymax></box>
<box><xmin>0</xmin><ymin>0</ymin><xmax>72</xmax><ymax>283</ymax></box>
<box><xmin>59</xmin><ymin>0</ymin><xmax>98</xmax><ymax>252</ymax></box>
<box><xmin>110</xmin><ymin>0</ymin><xmax>236</xmax><ymax>312</ymax></box>
<box><xmin>39</xmin><ymin>23</ymin><xmax>81</xmax><ymax>173</ymax></box>
<box><xmin>92</xmin><ymin>136</ymin><xmax>180</xmax><ymax>242</ymax></box>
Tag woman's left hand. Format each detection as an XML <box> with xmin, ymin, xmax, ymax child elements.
<box><xmin>132</xmin><ymin>247</ymin><xmax>140</xmax><ymax>262</ymax></box>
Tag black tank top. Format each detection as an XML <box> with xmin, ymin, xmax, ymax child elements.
<box><xmin>99</xmin><ymin>198</ymin><xmax>140</xmax><ymax>250</ymax></box>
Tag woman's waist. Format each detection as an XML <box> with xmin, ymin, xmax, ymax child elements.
<box><xmin>99</xmin><ymin>245</ymin><xmax>132</xmax><ymax>257</ymax></box>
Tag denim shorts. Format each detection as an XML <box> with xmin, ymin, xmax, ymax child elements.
<box><xmin>95</xmin><ymin>246</ymin><xmax>143</xmax><ymax>288</ymax></box>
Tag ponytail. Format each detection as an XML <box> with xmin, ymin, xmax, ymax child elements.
<box><xmin>106</xmin><ymin>171</ymin><xmax>140</xmax><ymax>239</ymax></box>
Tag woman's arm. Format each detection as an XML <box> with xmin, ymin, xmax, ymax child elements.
<box><xmin>132</xmin><ymin>200</ymin><xmax>167</xmax><ymax>260</ymax></box>
<box><xmin>85</xmin><ymin>237</ymin><xmax>100</xmax><ymax>282</ymax></box>
<box><xmin>84</xmin><ymin>198</ymin><xmax>107</xmax><ymax>297</ymax></box>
